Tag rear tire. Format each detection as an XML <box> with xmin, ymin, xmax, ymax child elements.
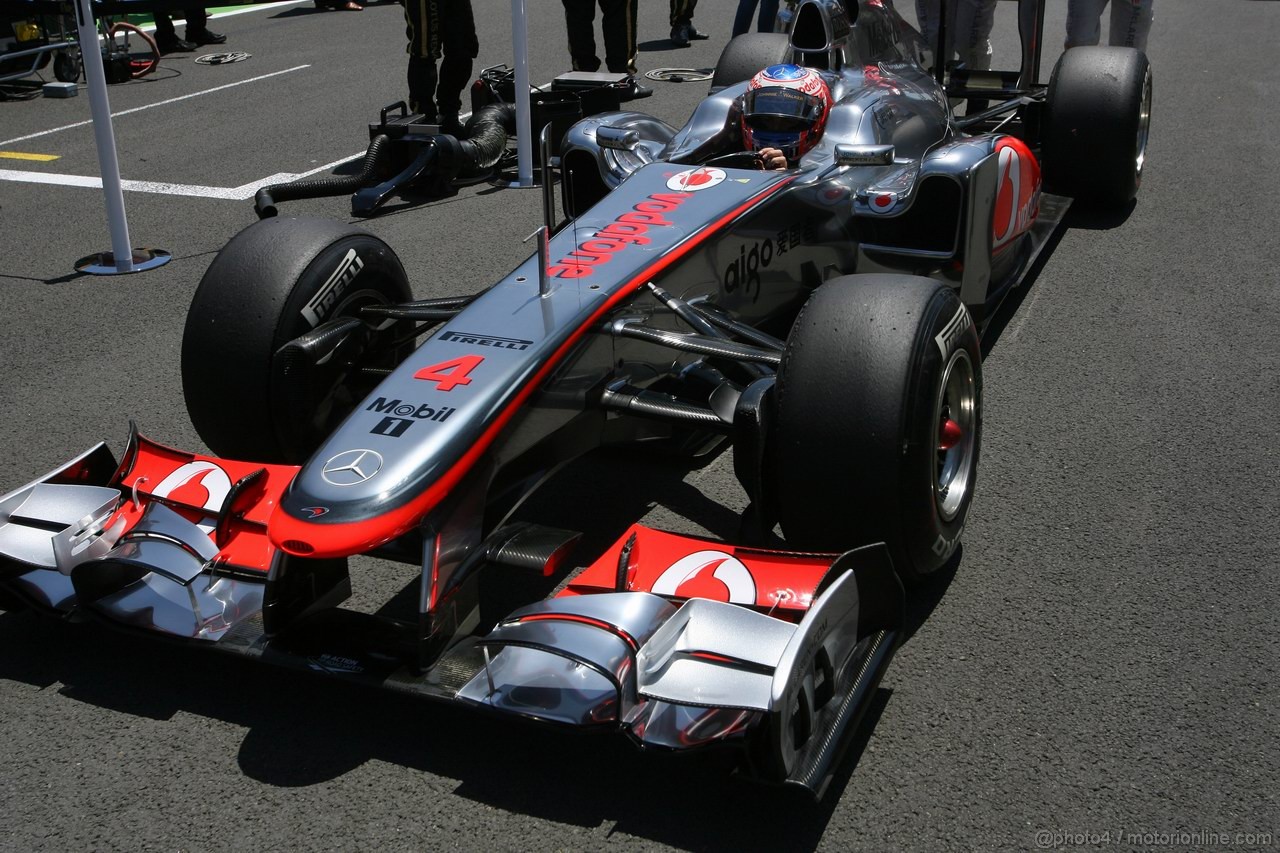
<box><xmin>710</xmin><ymin>33</ymin><xmax>793</xmax><ymax>91</ymax></box>
<box><xmin>1043</xmin><ymin>46</ymin><xmax>1152</xmax><ymax>206</ymax></box>
<box><xmin>182</xmin><ymin>217</ymin><xmax>412</xmax><ymax>464</ymax></box>
<box><xmin>772</xmin><ymin>276</ymin><xmax>982</xmax><ymax>584</ymax></box>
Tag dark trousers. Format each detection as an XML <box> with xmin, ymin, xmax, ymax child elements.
<box><xmin>562</xmin><ymin>0</ymin><xmax>637</xmax><ymax>75</ymax></box>
<box><xmin>154</xmin><ymin>8</ymin><xmax>209</xmax><ymax>38</ymax></box>
<box><xmin>405</xmin><ymin>0</ymin><xmax>479</xmax><ymax>119</ymax></box>
<box><xmin>670</xmin><ymin>0</ymin><xmax>697</xmax><ymax>27</ymax></box>
<box><xmin>732</xmin><ymin>0</ymin><xmax>779</xmax><ymax>36</ymax></box>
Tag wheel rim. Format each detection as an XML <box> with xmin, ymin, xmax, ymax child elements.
<box><xmin>289</xmin><ymin>284</ymin><xmax>408</xmax><ymax>446</ymax></box>
<box><xmin>1135</xmin><ymin>66</ymin><xmax>1152</xmax><ymax>184</ymax></box>
<box><xmin>934</xmin><ymin>348</ymin><xmax>977</xmax><ymax>522</ymax></box>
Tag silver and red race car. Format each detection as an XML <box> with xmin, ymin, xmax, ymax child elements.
<box><xmin>0</xmin><ymin>0</ymin><xmax>1149</xmax><ymax>796</ymax></box>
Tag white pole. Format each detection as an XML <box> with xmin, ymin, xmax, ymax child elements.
<box><xmin>510</xmin><ymin>0</ymin><xmax>534</xmax><ymax>186</ymax></box>
<box><xmin>73</xmin><ymin>0</ymin><xmax>133</xmax><ymax>272</ymax></box>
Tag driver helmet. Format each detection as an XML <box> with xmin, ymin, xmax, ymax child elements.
<box><xmin>741</xmin><ymin>64</ymin><xmax>833</xmax><ymax>161</ymax></box>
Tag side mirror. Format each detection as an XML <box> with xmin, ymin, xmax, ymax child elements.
<box><xmin>834</xmin><ymin>143</ymin><xmax>895</xmax><ymax>166</ymax></box>
<box><xmin>597</xmin><ymin>126</ymin><xmax>640</xmax><ymax>151</ymax></box>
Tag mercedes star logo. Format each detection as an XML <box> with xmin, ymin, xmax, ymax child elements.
<box><xmin>321</xmin><ymin>449</ymin><xmax>384</xmax><ymax>486</ymax></box>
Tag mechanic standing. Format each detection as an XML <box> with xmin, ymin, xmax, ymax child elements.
<box><xmin>670</xmin><ymin>0</ymin><xmax>709</xmax><ymax>47</ymax></box>
<box><xmin>561</xmin><ymin>0</ymin><xmax>651</xmax><ymax>98</ymax></box>
<box><xmin>915</xmin><ymin>0</ymin><xmax>997</xmax><ymax>70</ymax></box>
<box><xmin>404</xmin><ymin>0</ymin><xmax>479</xmax><ymax>136</ymax></box>
<box><xmin>1065</xmin><ymin>0</ymin><xmax>1153</xmax><ymax>52</ymax></box>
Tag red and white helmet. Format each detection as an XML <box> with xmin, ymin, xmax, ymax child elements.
<box><xmin>741</xmin><ymin>64</ymin><xmax>833</xmax><ymax>161</ymax></box>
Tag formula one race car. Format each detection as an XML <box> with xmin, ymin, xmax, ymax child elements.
<box><xmin>0</xmin><ymin>0</ymin><xmax>1149</xmax><ymax>796</ymax></box>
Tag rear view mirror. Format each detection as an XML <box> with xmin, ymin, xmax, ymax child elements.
<box><xmin>834</xmin><ymin>143</ymin><xmax>895</xmax><ymax>166</ymax></box>
<box><xmin>597</xmin><ymin>126</ymin><xmax>640</xmax><ymax>151</ymax></box>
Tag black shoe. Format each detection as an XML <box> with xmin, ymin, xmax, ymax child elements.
<box><xmin>156</xmin><ymin>36</ymin><xmax>196</xmax><ymax>53</ymax></box>
<box><xmin>670</xmin><ymin>24</ymin><xmax>690</xmax><ymax>47</ymax></box>
<box><xmin>687</xmin><ymin>25</ymin><xmax>710</xmax><ymax>40</ymax></box>
<box><xmin>187</xmin><ymin>29</ymin><xmax>226</xmax><ymax>46</ymax></box>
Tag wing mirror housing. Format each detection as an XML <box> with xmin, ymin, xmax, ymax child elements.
<box><xmin>834</xmin><ymin>143</ymin><xmax>895</xmax><ymax>166</ymax></box>
<box><xmin>597</xmin><ymin>126</ymin><xmax>640</xmax><ymax>151</ymax></box>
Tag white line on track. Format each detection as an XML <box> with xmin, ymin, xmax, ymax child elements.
<box><xmin>0</xmin><ymin>146</ymin><xmax>366</xmax><ymax>200</ymax></box>
<box><xmin>0</xmin><ymin>85</ymin><xmax>496</xmax><ymax>200</ymax></box>
<box><xmin>0</xmin><ymin>65</ymin><xmax>312</xmax><ymax>147</ymax></box>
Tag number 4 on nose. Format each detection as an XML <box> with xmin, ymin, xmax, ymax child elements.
<box><xmin>413</xmin><ymin>354</ymin><xmax>485</xmax><ymax>392</ymax></box>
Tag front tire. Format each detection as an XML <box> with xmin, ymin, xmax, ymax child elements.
<box><xmin>772</xmin><ymin>276</ymin><xmax>982</xmax><ymax>584</ymax></box>
<box><xmin>182</xmin><ymin>217</ymin><xmax>412</xmax><ymax>464</ymax></box>
<box><xmin>1043</xmin><ymin>46</ymin><xmax>1152</xmax><ymax>206</ymax></box>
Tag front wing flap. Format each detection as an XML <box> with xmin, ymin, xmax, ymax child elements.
<box><xmin>0</xmin><ymin>429</ymin><xmax>297</xmax><ymax>640</ymax></box>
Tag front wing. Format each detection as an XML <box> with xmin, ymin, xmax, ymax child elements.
<box><xmin>0</xmin><ymin>433</ymin><xmax>904</xmax><ymax>796</ymax></box>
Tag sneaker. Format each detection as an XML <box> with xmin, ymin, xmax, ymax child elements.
<box><xmin>186</xmin><ymin>29</ymin><xmax>226</xmax><ymax>46</ymax></box>
<box><xmin>687</xmin><ymin>26</ymin><xmax>710</xmax><ymax>40</ymax></box>
<box><xmin>670</xmin><ymin>24</ymin><xmax>690</xmax><ymax>48</ymax></box>
<box><xmin>156</xmin><ymin>36</ymin><xmax>196</xmax><ymax>53</ymax></box>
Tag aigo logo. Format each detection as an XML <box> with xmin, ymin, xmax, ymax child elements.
<box><xmin>651</xmin><ymin>550</ymin><xmax>757</xmax><ymax>604</ymax></box>
<box><xmin>992</xmin><ymin>137</ymin><xmax>1041</xmax><ymax>251</ymax></box>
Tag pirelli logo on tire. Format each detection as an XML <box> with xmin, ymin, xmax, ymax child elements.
<box><xmin>302</xmin><ymin>249</ymin><xmax>364</xmax><ymax>328</ymax></box>
<box><xmin>935</xmin><ymin>304</ymin><xmax>972</xmax><ymax>357</ymax></box>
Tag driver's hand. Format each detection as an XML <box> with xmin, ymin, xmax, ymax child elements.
<box><xmin>757</xmin><ymin>147</ymin><xmax>788</xmax><ymax>171</ymax></box>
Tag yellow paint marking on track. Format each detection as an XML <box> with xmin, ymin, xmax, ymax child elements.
<box><xmin>0</xmin><ymin>152</ymin><xmax>59</xmax><ymax>162</ymax></box>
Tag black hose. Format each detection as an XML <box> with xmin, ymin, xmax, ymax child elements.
<box><xmin>255</xmin><ymin>134</ymin><xmax>394</xmax><ymax>219</ymax></box>
<box><xmin>253</xmin><ymin>103</ymin><xmax>517</xmax><ymax>218</ymax></box>
<box><xmin>457</xmin><ymin>103</ymin><xmax>516</xmax><ymax>174</ymax></box>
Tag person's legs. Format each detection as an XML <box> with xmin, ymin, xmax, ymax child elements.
<box><xmin>437</xmin><ymin>0</ymin><xmax>478</xmax><ymax>130</ymax></box>
<box><xmin>1108</xmin><ymin>0</ymin><xmax>1152</xmax><ymax>51</ymax></box>
<box><xmin>915</xmin><ymin>0</ymin><xmax>940</xmax><ymax>61</ymax></box>
<box><xmin>153</xmin><ymin>12</ymin><xmax>196</xmax><ymax>52</ymax></box>
<box><xmin>732</xmin><ymin>0</ymin><xmax>759</xmax><ymax>38</ymax></box>
<box><xmin>757</xmin><ymin>0</ymin><xmax>779</xmax><ymax>32</ymax></box>
<box><xmin>405</xmin><ymin>0</ymin><xmax>440</xmax><ymax>117</ymax></box>
<box><xmin>1065</xmin><ymin>0</ymin><xmax>1105</xmax><ymax>48</ymax></box>
<box><xmin>669</xmin><ymin>0</ymin><xmax>704</xmax><ymax>44</ymax></box>
<box><xmin>951</xmin><ymin>0</ymin><xmax>994</xmax><ymax>69</ymax></box>
<box><xmin>153</xmin><ymin>12</ymin><xmax>176</xmax><ymax>40</ymax></box>
<box><xmin>563</xmin><ymin>0</ymin><xmax>601</xmax><ymax>72</ymax></box>
<box><xmin>601</xmin><ymin>0</ymin><xmax>637</xmax><ymax>75</ymax></box>
<box><xmin>184</xmin><ymin>8</ymin><xmax>226</xmax><ymax>45</ymax></box>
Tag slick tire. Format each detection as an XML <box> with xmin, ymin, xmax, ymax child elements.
<box><xmin>182</xmin><ymin>217</ymin><xmax>412</xmax><ymax>464</ymax></box>
<box><xmin>773</xmin><ymin>276</ymin><xmax>982</xmax><ymax>585</ymax></box>
<box><xmin>710</xmin><ymin>33</ymin><xmax>793</xmax><ymax>91</ymax></box>
<box><xmin>1043</xmin><ymin>46</ymin><xmax>1152</xmax><ymax>207</ymax></box>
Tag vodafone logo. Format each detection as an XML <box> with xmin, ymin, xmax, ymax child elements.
<box><xmin>820</xmin><ymin>185</ymin><xmax>849</xmax><ymax>206</ymax></box>
<box><xmin>152</xmin><ymin>461</ymin><xmax>233</xmax><ymax>534</ymax></box>
<box><xmin>992</xmin><ymin>137</ymin><xmax>1041</xmax><ymax>250</ymax></box>
<box><xmin>651</xmin><ymin>550</ymin><xmax>757</xmax><ymax>604</ymax></box>
<box><xmin>866</xmin><ymin>190</ymin><xmax>898</xmax><ymax>215</ymax></box>
<box><xmin>666</xmin><ymin>167</ymin><xmax>726</xmax><ymax>192</ymax></box>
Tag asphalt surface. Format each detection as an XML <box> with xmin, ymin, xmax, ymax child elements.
<box><xmin>1</xmin><ymin>1</ymin><xmax>1277</xmax><ymax>850</ymax></box>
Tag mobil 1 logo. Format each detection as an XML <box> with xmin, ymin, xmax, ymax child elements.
<box><xmin>367</xmin><ymin>397</ymin><xmax>456</xmax><ymax>438</ymax></box>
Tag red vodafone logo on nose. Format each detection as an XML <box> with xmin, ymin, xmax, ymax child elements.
<box><xmin>666</xmin><ymin>167</ymin><xmax>727</xmax><ymax>192</ymax></box>
<box><xmin>152</xmin><ymin>461</ymin><xmax>233</xmax><ymax>534</ymax></box>
<box><xmin>651</xmin><ymin>550</ymin><xmax>757</xmax><ymax>604</ymax></box>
